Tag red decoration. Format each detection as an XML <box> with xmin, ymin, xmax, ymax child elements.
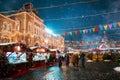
<box><xmin>65</xmin><ymin>32</ymin><xmax>68</xmax><ymax>36</ymax></box>
<box><xmin>95</xmin><ymin>27</ymin><xmax>99</xmax><ymax>31</ymax></box>
<box><xmin>77</xmin><ymin>30</ymin><xmax>80</xmax><ymax>34</ymax></box>
<box><xmin>101</xmin><ymin>44</ymin><xmax>107</xmax><ymax>48</ymax></box>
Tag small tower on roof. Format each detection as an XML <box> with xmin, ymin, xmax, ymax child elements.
<box><xmin>18</xmin><ymin>2</ymin><xmax>38</xmax><ymax>16</ymax></box>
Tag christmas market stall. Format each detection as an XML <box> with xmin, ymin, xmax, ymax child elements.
<box><xmin>0</xmin><ymin>42</ymin><xmax>32</xmax><ymax>79</ymax></box>
<box><xmin>30</xmin><ymin>46</ymin><xmax>50</xmax><ymax>67</ymax></box>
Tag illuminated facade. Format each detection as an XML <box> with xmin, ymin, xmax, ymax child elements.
<box><xmin>0</xmin><ymin>3</ymin><xmax>64</xmax><ymax>49</ymax></box>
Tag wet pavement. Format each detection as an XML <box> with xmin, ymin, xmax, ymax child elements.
<box><xmin>14</xmin><ymin>62</ymin><xmax>120</xmax><ymax>80</ymax></box>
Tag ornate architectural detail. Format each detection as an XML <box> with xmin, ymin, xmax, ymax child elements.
<box><xmin>18</xmin><ymin>2</ymin><xmax>38</xmax><ymax>16</ymax></box>
<box><xmin>0</xmin><ymin>3</ymin><xmax>64</xmax><ymax>49</ymax></box>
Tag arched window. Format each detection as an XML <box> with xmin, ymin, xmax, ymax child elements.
<box><xmin>28</xmin><ymin>21</ymin><xmax>32</xmax><ymax>32</ymax></box>
<box><xmin>8</xmin><ymin>24</ymin><xmax>11</xmax><ymax>31</ymax></box>
<box><xmin>16</xmin><ymin>20</ymin><xmax>20</xmax><ymax>31</ymax></box>
<box><xmin>3</xmin><ymin>23</ymin><xmax>7</xmax><ymax>30</ymax></box>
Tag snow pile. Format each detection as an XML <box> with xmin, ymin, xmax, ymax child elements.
<box><xmin>114</xmin><ymin>67</ymin><xmax>120</xmax><ymax>72</ymax></box>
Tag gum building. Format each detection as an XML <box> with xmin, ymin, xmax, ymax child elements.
<box><xmin>0</xmin><ymin>3</ymin><xmax>64</xmax><ymax>49</ymax></box>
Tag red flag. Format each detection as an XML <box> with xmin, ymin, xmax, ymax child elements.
<box><xmin>95</xmin><ymin>27</ymin><xmax>99</xmax><ymax>31</ymax></box>
<box><xmin>77</xmin><ymin>30</ymin><xmax>80</xmax><ymax>34</ymax></box>
<box><xmin>65</xmin><ymin>32</ymin><xmax>68</xmax><ymax>36</ymax></box>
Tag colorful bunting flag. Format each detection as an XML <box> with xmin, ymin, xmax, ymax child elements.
<box><xmin>104</xmin><ymin>25</ymin><xmax>108</xmax><ymax>30</ymax></box>
<box><xmin>92</xmin><ymin>28</ymin><xmax>95</xmax><ymax>32</ymax></box>
<box><xmin>95</xmin><ymin>27</ymin><xmax>99</xmax><ymax>31</ymax></box>
<box><xmin>118</xmin><ymin>22</ymin><xmax>120</xmax><ymax>27</ymax></box>
<box><xmin>96</xmin><ymin>42</ymin><xmax>98</xmax><ymax>45</ymax></box>
<box><xmin>83</xmin><ymin>30</ymin><xmax>86</xmax><ymax>33</ymax></box>
<box><xmin>108</xmin><ymin>24</ymin><xmax>112</xmax><ymax>29</ymax></box>
<box><xmin>70</xmin><ymin>32</ymin><xmax>72</xmax><ymax>35</ymax></box>
<box><xmin>80</xmin><ymin>30</ymin><xmax>82</xmax><ymax>34</ymax></box>
<box><xmin>77</xmin><ymin>30</ymin><xmax>80</xmax><ymax>34</ymax></box>
<box><xmin>61</xmin><ymin>21</ymin><xmax>120</xmax><ymax>37</ymax></box>
<box><xmin>65</xmin><ymin>32</ymin><xmax>68</xmax><ymax>36</ymax></box>
<box><xmin>89</xmin><ymin>29</ymin><xmax>92</xmax><ymax>33</ymax></box>
<box><xmin>99</xmin><ymin>25</ymin><xmax>103</xmax><ymax>30</ymax></box>
<box><xmin>113</xmin><ymin>23</ymin><xmax>117</xmax><ymax>28</ymax></box>
<box><xmin>86</xmin><ymin>29</ymin><xmax>88</xmax><ymax>33</ymax></box>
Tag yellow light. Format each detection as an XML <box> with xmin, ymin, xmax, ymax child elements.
<box><xmin>15</xmin><ymin>46</ymin><xmax>21</xmax><ymax>52</ymax></box>
<box><xmin>36</xmin><ymin>48</ymin><xmax>45</xmax><ymax>53</ymax></box>
<box><xmin>17</xmin><ymin>46</ymin><xmax>20</xmax><ymax>51</ymax></box>
<box><xmin>45</xmin><ymin>39</ymin><xmax>48</xmax><ymax>43</ymax></box>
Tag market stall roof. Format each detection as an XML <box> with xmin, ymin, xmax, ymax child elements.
<box><xmin>0</xmin><ymin>42</ymin><xmax>32</xmax><ymax>52</ymax></box>
<box><xmin>30</xmin><ymin>46</ymin><xmax>39</xmax><ymax>50</ymax></box>
<box><xmin>49</xmin><ymin>49</ymin><xmax>58</xmax><ymax>51</ymax></box>
<box><xmin>0</xmin><ymin>42</ymin><xmax>17</xmax><ymax>46</ymax></box>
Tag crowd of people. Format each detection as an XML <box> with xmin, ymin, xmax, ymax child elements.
<box><xmin>44</xmin><ymin>52</ymin><xmax>86</xmax><ymax>69</ymax></box>
<box><xmin>44</xmin><ymin>50</ymin><xmax>120</xmax><ymax>69</ymax></box>
<box><xmin>65</xmin><ymin>52</ymin><xmax>86</xmax><ymax>68</ymax></box>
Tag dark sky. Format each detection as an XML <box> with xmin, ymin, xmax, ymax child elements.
<box><xmin>0</xmin><ymin>0</ymin><xmax>120</xmax><ymax>46</ymax></box>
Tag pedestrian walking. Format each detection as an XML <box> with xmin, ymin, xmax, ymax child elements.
<box><xmin>66</xmin><ymin>54</ymin><xmax>70</xmax><ymax>66</ymax></box>
<box><xmin>58</xmin><ymin>56</ymin><xmax>62</xmax><ymax>67</ymax></box>
<box><xmin>80</xmin><ymin>52</ymin><xmax>86</xmax><ymax>68</ymax></box>
<box><xmin>45</xmin><ymin>56</ymin><xmax>49</xmax><ymax>67</ymax></box>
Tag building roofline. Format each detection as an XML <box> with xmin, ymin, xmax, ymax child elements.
<box><xmin>0</xmin><ymin>14</ymin><xmax>15</xmax><ymax>22</ymax></box>
<box><xmin>8</xmin><ymin>11</ymin><xmax>43</xmax><ymax>23</ymax></box>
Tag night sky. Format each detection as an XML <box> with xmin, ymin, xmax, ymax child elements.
<box><xmin>0</xmin><ymin>0</ymin><xmax>120</xmax><ymax>47</ymax></box>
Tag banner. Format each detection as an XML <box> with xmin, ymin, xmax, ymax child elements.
<box><xmin>62</xmin><ymin>21</ymin><xmax>120</xmax><ymax>36</ymax></box>
<box><xmin>104</xmin><ymin>25</ymin><xmax>108</xmax><ymax>30</ymax></box>
<box><xmin>118</xmin><ymin>22</ymin><xmax>120</xmax><ymax>27</ymax></box>
<box><xmin>92</xmin><ymin>28</ymin><xmax>95</xmax><ymax>32</ymax></box>
<box><xmin>70</xmin><ymin>32</ymin><xmax>72</xmax><ymax>35</ymax></box>
<box><xmin>99</xmin><ymin>25</ymin><xmax>103</xmax><ymax>30</ymax></box>
<box><xmin>113</xmin><ymin>23</ymin><xmax>117</xmax><ymax>28</ymax></box>
<box><xmin>83</xmin><ymin>30</ymin><xmax>86</xmax><ymax>33</ymax></box>
<box><xmin>86</xmin><ymin>29</ymin><xmax>88</xmax><ymax>33</ymax></box>
<box><xmin>95</xmin><ymin>27</ymin><xmax>99</xmax><ymax>31</ymax></box>
<box><xmin>108</xmin><ymin>24</ymin><xmax>112</xmax><ymax>29</ymax></box>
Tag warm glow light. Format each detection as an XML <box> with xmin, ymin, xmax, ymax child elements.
<box><xmin>36</xmin><ymin>48</ymin><xmax>45</xmax><ymax>53</ymax></box>
<box><xmin>41</xmin><ymin>48</ymin><xmax>45</xmax><ymax>52</ymax></box>
<box><xmin>17</xmin><ymin>46</ymin><xmax>21</xmax><ymax>51</ymax></box>
<box><xmin>45</xmin><ymin>39</ymin><xmax>48</xmax><ymax>43</ymax></box>
<box><xmin>15</xmin><ymin>45</ymin><xmax>21</xmax><ymax>51</ymax></box>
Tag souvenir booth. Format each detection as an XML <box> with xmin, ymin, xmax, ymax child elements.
<box><xmin>30</xmin><ymin>46</ymin><xmax>50</xmax><ymax>67</ymax></box>
<box><xmin>0</xmin><ymin>42</ymin><xmax>32</xmax><ymax>78</ymax></box>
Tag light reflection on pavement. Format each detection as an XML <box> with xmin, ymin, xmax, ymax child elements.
<box><xmin>14</xmin><ymin>62</ymin><xmax>120</xmax><ymax>80</ymax></box>
<box><xmin>14</xmin><ymin>66</ymin><xmax>65</xmax><ymax>80</ymax></box>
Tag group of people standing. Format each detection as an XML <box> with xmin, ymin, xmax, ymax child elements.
<box><xmin>66</xmin><ymin>52</ymin><xmax>86</xmax><ymax>68</ymax></box>
<box><xmin>44</xmin><ymin>52</ymin><xmax>86</xmax><ymax>69</ymax></box>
